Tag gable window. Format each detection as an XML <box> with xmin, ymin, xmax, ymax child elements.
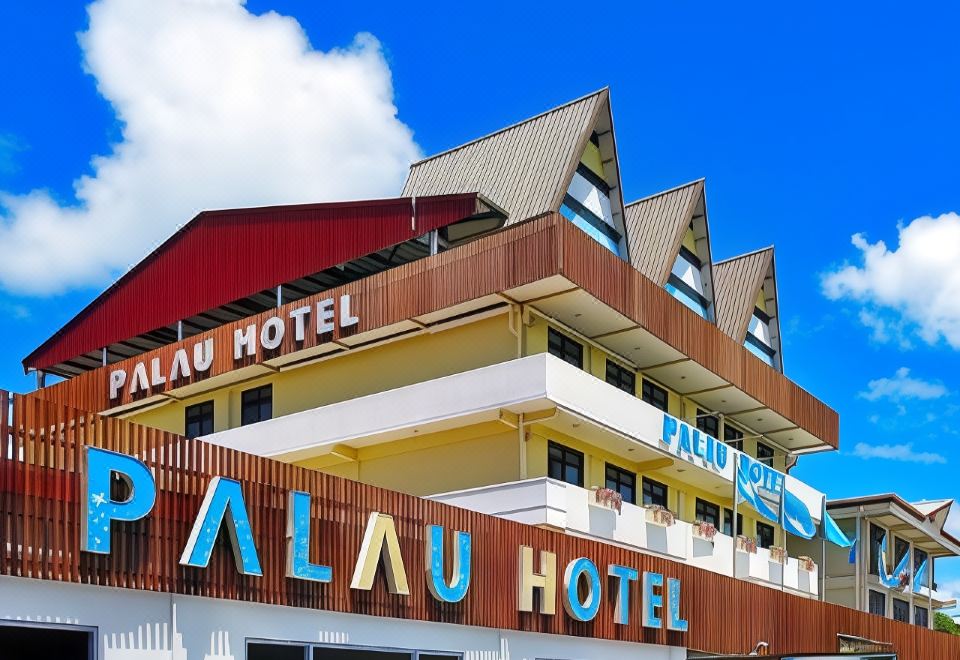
<box><xmin>642</xmin><ymin>476</ymin><xmax>668</xmax><ymax>508</ymax></box>
<box><xmin>241</xmin><ymin>385</ymin><xmax>273</xmax><ymax>426</ymax></box>
<box><xmin>756</xmin><ymin>521</ymin><xmax>775</xmax><ymax>549</ymax></box>
<box><xmin>893</xmin><ymin>598</ymin><xmax>909</xmax><ymax>623</ymax></box>
<box><xmin>695</xmin><ymin>498</ymin><xmax>720</xmax><ymax>527</ymax></box>
<box><xmin>745</xmin><ymin>305</ymin><xmax>777</xmax><ymax>367</ymax></box>
<box><xmin>641</xmin><ymin>379</ymin><xmax>669</xmax><ymax>412</ymax></box>
<box><xmin>724</xmin><ymin>425</ymin><xmax>744</xmax><ymax>451</ymax></box>
<box><xmin>868</xmin><ymin>590</ymin><xmax>886</xmax><ymax>616</ymax></box>
<box><xmin>696</xmin><ymin>409</ymin><xmax>719</xmax><ymax>439</ymax></box>
<box><xmin>184</xmin><ymin>401</ymin><xmax>214</xmax><ymax>439</ymax></box>
<box><xmin>723</xmin><ymin>508</ymin><xmax>743</xmax><ymax>537</ymax></box>
<box><xmin>560</xmin><ymin>144</ymin><xmax>623</xmax><ymax>256</ymax></box>
<box><xmin>548</xmin><ymin>442</ymin><xmax>584</xmax><ymax>487</ymax></box>
<box><xmin>605</xmin><ymin>360</ymin><xmax>635</xmax><ymax>394</ymax></box>
<box><xmin>547</xmin><ymin>328</ymin><xmax>583</xmax><ymax>369</ymax></box>
<box><xmin>756</xmin><ymin>442</ymin><xmax>774</xmax><ymax>468</ymax></box>
<box><xmin>666</xmin><ymin>237</ymin><xmax>712</xmax><ymax>320</ymax></box>
<box><xmin>605</xmin><ymin>463</ymin><xmax>636</xmax><ymax>505</ymax></box>
<box><xmin>869</xmin><ymin>524</ymin><xmax>886</xmax><ymax>576</ymax></box>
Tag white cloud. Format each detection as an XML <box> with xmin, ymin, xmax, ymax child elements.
<box><xmin>859</xmin><ymin>367</ymin><xmax>948</xmax><ymax>402</ymax></box>
<box><xmin>851</xmin><ymin>442</ymin><xmax>946</xmax><ymax>464</ymax></box>
<box><xmin>822</xmin><ymin>212</ymin><xmax>960</xmax><ymax>349</ymax></box>
<box><xmin>0</xmin><ymin>0</ymin><xmax>420</xmax><ymax>294</ymax></box>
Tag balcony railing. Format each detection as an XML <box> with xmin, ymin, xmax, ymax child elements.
<box><xmin>429</xmin><ymin>477</ymin><xmax>819</xmax><ymax>597</ymax></box>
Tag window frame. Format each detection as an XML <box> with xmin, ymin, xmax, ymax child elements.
<box><xmin>868</xmin><ymin>589</ymin><xmax>886</xmax><ymax>616</ymax></box>
<box><xmin>548</xmin><ymin>441</ymin><xmax>585</xmax><ymax>488</ymax></box>
<box><xmin>247</xmin><ymin>639</ymin><xmax>464</xmax><ymax>660</ymax></box>
<box><xmin>241</xmin><ymin>384</ymin><xmax>273</xmax><ymax>427</ymax></box>
<box><xmin>892</xmin><ymin>598</ymin><xmax>910</xmax><ymax>623</ymax></box>
<box><xmin>756</xmin><ymin>441</ymin><xmax>775</xmax><ymax>467</ymax></box>
<box><xmin>605</xmin><ymin>359</ymin><xmax>636</xmax><ymax>395</ymax></box>
<box><xmin>756</xmin><ymin>521</ymin><xmax>775</xmax><ymax>549</ymax></box>
<box><xmin>696</xmin><ymin>409</ymin><xmax>719</xmax><ymax>439</ymax></box>
<box><xmin>723</xmin><ymin>508</ymin><xmax>743</xmax><ymax>537</ymax></box>
<box><xmin>641</xmin><ymin>379</ymin><xmax>669</xmax><ymax>412</ymax></box>
<box><xmin>724</xmin><ymin>424</ymin><xmax>744</xmax><ymax>451</ymax></box>
<box><xmin>604</xmin><ymin>462</ymin><xmax>636</xmax><ymax>505</ymax></box>
<box><xmin>184</xmin><ymin>400</ymin><xmax>214</xmax><ymax>439</ymax></box>
<box><xmin>915</xmin><ymin>604</ymin><xmax>929</xmax><ymax>627</ymax></box>
<box><xmin>547</xmin><ymin>328</ymin><xmax>584</xmax><ymax>369</ymax></box>
<box><xmin>641</xmin><ymin>476</ymin><xmax>669</xmax><ymax>508</ymax></box>
<box><xmin>695</xmin><ymin>498</ymin><xmax>720</xmax><ymax>527</ymax></box>
<box><xmin>869</xmin><ymin>523</ymin><xmax>886</xmax><ymax>576</ymax></box>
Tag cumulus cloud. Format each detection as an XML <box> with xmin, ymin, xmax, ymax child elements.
<box><xmin>822</xmin><ymin>212</ymin><xmax>960</xmax><ymax>349</ymax></box>
<box><xmin>0</xmin><ymin>0</ymin><xmax>421</xmax><ymax>294</ymax></box>
<box><xmin>859</xmin><ymin>367</ymin><xmax>948</xmax><ymax>402</ymax></box>
<box><xmin>851</xmin><ymin>442</ymin><xmax>946</xmax><ymax>465</ymax></box>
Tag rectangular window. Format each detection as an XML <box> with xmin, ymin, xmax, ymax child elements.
<box><xmin>756</xmin><ymin>521</ymin><xmax>775</xmax><ymax>549</ymax></box>
<box><xmin>184</xmin><ymin>400</ymin><xmax>214</xmax><ymax>439</ymax></box>
<box><xmin>695</xmin><ymin>498</ymin><xmax>720</xmax><ymax>527</ymax></box>
<box><xmin>605</xmin><ymin>360</ymin><xmax>635</xmax><ymax>394</ymax></box>
<box><xmin>723</xmin><ymin>508</ymin><xmax>743</xmax><ymax>537</ymax></box>
<box><xmin>894</xmin><ymin>536</ymin><xmax>910</xmax><ymax>568</ymax></box>
<box><xmin>756</xmin><ymin>442</ymin><xmax>774</xmax><ymax>467</ymax></box>
<box><xmin>249</xmin><ymin>642</ymin><xmax>308</xmax><ymax>660</ymax></box>
<box><xmin>868</xmin><ymin>590</ymin><xmax>886</xmax><ymax>616</ymax></box>
<box><xmin>724</xmin><ymin>424</ymin><xmax>744</xmax><ymax>451</ymax></box>
<box><xmin>696</xmin><ymin>409</ymin><xmax>719</xmax><ymax>439</ymax></box>
<box><xmin>641</xmin><ymin>379</ymin><xmax>669</xmax><ymax>412</ymax></box>
<box><xmin>915</xmin><ymin>548</ymin><xmax>929</xmax><ymax>585</ymax></box>
<box><xmin>605</xmin><ymin>463</ymin><xmax>636</xmax><ymax>505</ymax></box>
<box><xmin>915</xmin><ymin>605</ymin><xmax>929</xmax><ymax>627</ymax></box>
<box><xmin>642</xmin><ymin>476</ymin><xmax>668</xmax><ymax>508</ymax></box>
<box><xmin>547</xmin><ymin>328</ymin><xmax>583</xmax><ymax>369</ymax></box>
<box><xmin>869</xmin><ymin>524</ymin><xmax>886</xmax><ymax>576</ymax></box>
<box><xmin>241</xmin><ymin>385</ymin><xmax>273</xmax><ymax>426</ymax></box>
<box><xmin>548</xmin><ymin>442</ymin><xmax>584</xmax><ymax>487</ymax></box>
<box><xmin>893</xmin><ymin>598</ymin><xmax>910</xmax><ymax>623</ymax></box>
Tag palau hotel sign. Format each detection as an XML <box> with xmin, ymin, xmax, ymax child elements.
<box><xmin>82</xmin><ymin>445</ymin><xmax>689</xmax><ymax>632</ymax></box>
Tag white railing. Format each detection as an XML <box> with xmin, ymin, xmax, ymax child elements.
<box><xmin>429</xmin><ymin>477</ymin><xmax>819</xmax><ymax>597</ymax></box>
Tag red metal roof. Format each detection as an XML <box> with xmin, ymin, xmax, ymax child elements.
<box><xmin>24</xmin><ymin>194</ymin><xmax>485</xmax><ymax>373</ymax></box>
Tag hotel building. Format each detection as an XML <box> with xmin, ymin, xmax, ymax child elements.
<box><xmin>1</xmin><ymin>89</ymin><xmax>958</xmax><ymax>659</ymax></box>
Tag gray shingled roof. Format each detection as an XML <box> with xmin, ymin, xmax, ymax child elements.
<box><xmin>402</xmin><ymin>90</ymin><xmax>608</xmax><ymax>226</ymax></box>
<box><xmin>713</xmin><ymin>247</ymin><xmax>774</xmax><ymax>341</ymax></box>
<box><xmin>623</xmin><ymin>179</ymin><xmax>704</xmax><ymax>285</ymax></box>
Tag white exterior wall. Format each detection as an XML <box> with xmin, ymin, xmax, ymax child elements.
<box><xmin>0</xmin><ymin>575</ymin><xmax>685</xmax><ymax>660</ymax></box>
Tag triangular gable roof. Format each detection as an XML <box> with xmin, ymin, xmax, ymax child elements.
<box><xmin>402</xmin><ymin>89</ymin><xmax>626</xmax><ymax>237</ymax></box>
<box><xmin>623</xmin><ymin>179</ymin><xmax>706</xmax><ymax>285</ymax></box>
<box><xmin>713</xmin><ymin>247</ymin><xmax>775</xmax><ymax>341</ymax></box>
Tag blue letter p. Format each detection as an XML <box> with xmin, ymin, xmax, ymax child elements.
<box><xmin>82</xmin><ymin>446</ymin><xmax>156</xmax><ymax>554</ymax></box>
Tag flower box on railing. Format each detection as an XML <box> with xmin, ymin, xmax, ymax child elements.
<box><xmin>591</xmin><ymin>487</ymin><xmax>623</xmax><ymax>514</ymax></box>
<box><xmin>799</xmin><ymin>556</ymin><xmax>817</xmax><ymax>572</ymax></box>
<box><xmin>736</xmin><ymin>535</ymin><xmax>757</xmax><ymax>554</ymax></box>
<box><xmin>692</xmin><ymin>520</ymin><xmax>717</xmax><ymax>542</ymax></box>
<box><xmin>645</xmin><ymin>504</ymin><xmax>675</xmax><ymax>527</ymax></box>
<box><xmin>769</xmin><ymin>545</ymin><xmax>787</xmax><ymax>564</ymax></box>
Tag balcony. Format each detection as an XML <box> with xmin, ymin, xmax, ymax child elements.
<box><xmin>428</xmin><ymin>477</ymin><xmax>819</xmax><ymax>598</ymax></box>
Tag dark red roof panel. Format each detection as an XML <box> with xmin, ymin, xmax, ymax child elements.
<box><xmin>24</xmin><ymin>194</ymin><xmax>484</xmax><ymax>373</ymax></box>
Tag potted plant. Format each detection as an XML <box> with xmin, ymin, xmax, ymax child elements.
<box><xmin>799</xmin><ymin>556</ymin><xmax>817</xmax><ymax>572</ymax></box>
<box><xmin>645</xmin><ymin>504</ymin><xmax>675</xmax><ymax>527</ymax></box>
<box><xmin>736</xmin><ymin>535</ymin><xmax>757</xmax><ymax>554</ymax></box>
<box><xmin>591</xmin><ymin>487</ymin><xmax>623</xmax><ymax>514</ymax></box>
<box><xmin>692</xmin><ymin>519</ymin><xmax>717</xmax><ymax>542</ymax></box>
<box><xmin>769</xmin><ymin>545</ymin><xmax>787</xmax><ymax>564</ymax></box>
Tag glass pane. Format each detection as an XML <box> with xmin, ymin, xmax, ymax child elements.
<box><xmin>249</xmin><ymin>642</ymin><xmax>306</xmax><ymax>660</ymax></box>
<box><xmin>314</xmin><ymin>648</ymin><xmax>412</xmax><ymax>660</ymax></box>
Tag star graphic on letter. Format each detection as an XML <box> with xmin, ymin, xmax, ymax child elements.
<box><xmin>91</xmin><ymin>492</ymin><xmax>107</xmax><ymax>508</ymax></box>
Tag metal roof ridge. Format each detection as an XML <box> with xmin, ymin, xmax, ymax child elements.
<box><xmin>714</xmin><ymin>245</ymin><xmax>776</xmax><ymax>265</ymax></box>
<box><xmin>623</xmin><ymin>178</ymin><xmax>705</xmax><ymax>207</ymax></box>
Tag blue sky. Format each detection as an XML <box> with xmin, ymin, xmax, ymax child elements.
<box><xmin>2</xmin><ymin>1</ymin><xmax>960</xmax><ymax>597</ymax></box>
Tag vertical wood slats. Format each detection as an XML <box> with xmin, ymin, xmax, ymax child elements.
<box><xmin>0</xmin><ymin>392</ymin><xmax>956</xmax><ymax>658</ymax></box>
<box><xmin>27</xmin><ymin>215</ymin><xmax>839</xmax><ymax>448</ymax></box>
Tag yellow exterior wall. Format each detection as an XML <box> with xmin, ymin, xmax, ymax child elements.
<box><xmin>580</xmin><ymin>142</ymin><xmax>605</xmax><ymax>180</ymax></box>
<box><xmin>125</xmin><ymin>313</ymin><xmax>516</xmax><ymax>436</ymax></box>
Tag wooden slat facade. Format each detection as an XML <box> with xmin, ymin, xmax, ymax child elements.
<box><xmin>25</xmin><ymin>215</ymin><xmax>838</xmax><ymax>447</ymax></box>
<box><xmin>0</xmin><ymin>392</ymin><xmax>955</xmax><ymax>658</ymax></box>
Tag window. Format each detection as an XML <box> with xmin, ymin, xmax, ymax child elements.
<box><xmin>605</xmin><ymin>360</ymin><xmax>635</xmax><ymax>394</ymax></box>
<box><xmin>0</xmin><ymin>622</ymin><xmax>95</xmax><ymax>660</ymax></box>
<box><xmin>548</xmin><ymin>442</ymin><xmax>584</xmax><ymax>487</ymax></box>
<box><xmin>869</xmin><ymin>590</ymin><xmax>886</xmax><ymax>616</ymax></box>
<box><xmin>756</xmin><ymin>521</ymin><xmax>775</xmax><ymax>549</ymax></box>
<box><xmin>915</xmin><ymin>605</ymin><xmax>929</xmax><ymax>627</ymax></box>
<box><xmin>642</xmin><ymin>476</ymin><xmax>668</xmax><ymax>508</ymax></box>
<box><xmin>869</xmin><ymin>524</ymin><xmax>886</xmax><ymax>576</ymax></box>
<box><xmin>723</xmin><ymin>508</ymin><xmax>743</xmax><ymax>537</ymax></box>
<box><xmin>641</xmin><ymin>379</ymin><xmax>669</xmax><ymax>412</ymax></box>
<box><xmin>547</xmin><ymin>328</ymin><xmax>583</xmax><ymax>369</ymax></box>
<box><xmin>893</xmin><ymin>598</ymin><xmax>910</xmax><ymax>623</ymax></box>
<box><xmin>184</xmin><ymin>400</ymin><xmax>214</xmax><ymax>439</ymax></box>
<box><xmin>250</xmin><ymin>641</ymin><xmax>462</xmax><ymax>660</ymax></box>
<box><xmin>756</xmin><ymin>442</ymin><xmax>774</xmax><ymax>467</ymax></box>
<box><xmin>605</xmin><ymin>463</ymin><xmax>636</xmax><ymax>505</ymax></box>
<box><xmin>724</xmin><ymin>425</ymin><xmax>744</xmax><ymax>451</ymax></box>
<box><xmin>915</xmin><ymin>548</ymin><xmax>929</xmax><ymax>586</ymax></box>
<box><xmin>695</xmin><ymin>498</ymin><xmax>720</xmax><ymax>527</ymax></box>
<box><xmin>249</xmin><ymin>642</ymin><xmax>307</xmax><ymax>660</ymax></box>
<box><xmin>241</xmin><ymin>385</ymin><xmax>273</xmax><ymax>426</ymax></box>
<box><xmin>696</xmin><ymin>409</ymin><xmax>719</xmax><ymax>439</ymax></box>
<box><xmin>894</xmin><ymin>537</ymin><xmax>910</xmax><ymax>568</ymax></box>
<box><xmin>666</xmin><ymin>242</ymin><xmax>712</xmax><ymax>320</ymax></box>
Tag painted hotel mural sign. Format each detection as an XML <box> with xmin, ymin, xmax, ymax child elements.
<box><xmin>107</xmin><ymin>293</ymin><xmax>361</xmax><ymax>401</ymax></box>
<box><xmin>81</xmin><ymin>446</ymin><xmax>690</xmax><ymax>632</ymax></box>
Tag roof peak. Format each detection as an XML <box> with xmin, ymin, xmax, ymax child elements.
<box><xmin>714</xmin><ymin>245</ymin><xmax>775</xmax><ymax>265</ymax></box>
<box><xmin>409</xmin><ymin>88</ymin><xmax>609</xmax><ymax>168</ymax></box>
<box><xmin>625</xmin><ymin>178</ymin><xmax>705</xmax><ymax>207</ymax></box>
